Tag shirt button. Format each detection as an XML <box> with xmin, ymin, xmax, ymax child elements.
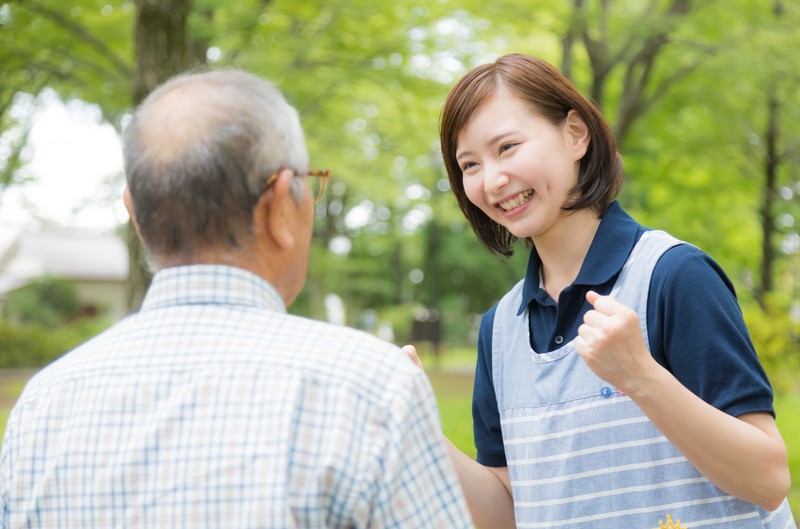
<box><xmin>554</xmin><ymin>335</ymin><xmax>564</xmax><ymax>345</ymax></box>
<box><xmin>600</xmin><ymin>386</ymin><xmax>612</xmax><ymax>398</ymax></box>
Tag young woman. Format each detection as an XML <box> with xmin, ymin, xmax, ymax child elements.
<box><xmin>406</xmin><ymin>53</ymin><xmax>796</xmax><ymax>529</ymax></box>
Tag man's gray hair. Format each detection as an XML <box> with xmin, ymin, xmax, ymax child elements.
<box><xmin>122</xmin><ymin>69</ymin><xmax>309</xmax><ymax>258</ymax></box>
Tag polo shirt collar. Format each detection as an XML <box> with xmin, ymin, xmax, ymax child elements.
<box><xmin>517</xmin><ymin>201</ymin><xmax>640</xmax><ymax>315</ymax></box>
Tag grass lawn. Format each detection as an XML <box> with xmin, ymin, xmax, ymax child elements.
<box><xmin>428</xmin><ymin>370</ymin><xmax>476</xmax><ymax>457</ymax></box>
<box><xmin>0</xmin><ymin>372</ymin><xmax>29</xmax><ymax>442</ymax></box>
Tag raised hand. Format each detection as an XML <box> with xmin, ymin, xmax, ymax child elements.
<box><xmin>574</xmin><ymin>290</ymin><xmax>656</xmax><ymax>394</ymax></box>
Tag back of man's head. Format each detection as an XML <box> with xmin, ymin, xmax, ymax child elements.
<box><xmin>122</xmin><ymin>69</ymin><xmax>309</xmax><ymax>262</ymax></box>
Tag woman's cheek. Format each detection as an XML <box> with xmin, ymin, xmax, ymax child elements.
<box><xmin>463</xmin><ymin>177</ymin><xmax>487</xmax><ymax>210</ymax></box>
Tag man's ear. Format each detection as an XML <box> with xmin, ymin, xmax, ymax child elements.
<box><xmin>565</xmin><ymin>109</ymin><xmax>590</xmax><ymax>160</ymax></box>
<box><xmin>254</xmin><ymin>168</ymin><xmax>297</xmax><ymax>250</ymax></box>
<box><xmin>123</xmin><ymin>187</ymin><xmax>143</xmax><ymax>236</ymax></box>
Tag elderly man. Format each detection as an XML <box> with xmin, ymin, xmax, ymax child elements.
<box><xmin>0</xmin><ymin>69</ymin><xmax>471</xmax><ymax>529</ymax></box>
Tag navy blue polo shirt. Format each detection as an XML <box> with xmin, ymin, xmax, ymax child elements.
<box><xmin>473</xmin><ymin>201</ymin><xmax>775</xmax><ymax>467</ymax></box>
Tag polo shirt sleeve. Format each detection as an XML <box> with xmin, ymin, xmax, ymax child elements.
<box><xmin>472</xmin><ymin>305</ymin><xmax>507</xmax><ymax>467</ymax></box>
<box><xmin>648</xmin><ymin>244</ymin><xmax>775</xmax><ymax>418</ymax></box>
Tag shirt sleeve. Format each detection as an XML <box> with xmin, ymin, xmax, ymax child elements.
<box><xmin>472</xmin><ymin>305</ymin><xmax>507</xmax><ymax>467</ymax></box>
<box><xmin>648</xmin><ymin>244</ymin><xmax>775</xmax><ymax>418</ymax></box>
<box><xmin>370</xmin><ymin>368</ymin><xmax>472</xmax><ymax>529</ymax></box>
<box><xmin>0</xmin><ymin>401</ymin><xmax>21</xmax><ymax>529</ymax></box>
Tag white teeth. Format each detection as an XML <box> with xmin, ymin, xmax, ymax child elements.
<box><xmin>499</xmin><ymin>190</ymin><xmax>532</xmax><ymax>211</ymax></box>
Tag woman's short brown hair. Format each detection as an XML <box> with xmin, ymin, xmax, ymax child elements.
<box><xmin>440</xmin><ymin>53</ymin><xmax>623</xmax><ymax>256</ymax></box>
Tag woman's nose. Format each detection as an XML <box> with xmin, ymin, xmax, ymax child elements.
<box><xmin>483</xmin><ymin>164</ymin><xmax>509</xmax><ymax>194</ymax></box>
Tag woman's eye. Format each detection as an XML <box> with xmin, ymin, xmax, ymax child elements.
<box><xmin>500</xmin><ymin>143</ymin><xmax>517</xmax><ymax>153</ymax></box>
<box><xmin>461</xmin><ymin>161</ymin><xmax>477</xmax><ymax>172</ymax></box>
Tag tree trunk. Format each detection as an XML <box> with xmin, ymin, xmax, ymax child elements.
<box><xmin>132</xmin><ymin>0</ymin><xmax>194</xmax><ymax>105</ymax></box>
<box><xmin>125</xmin><ymin>0</ymin><xmax>197</xmax><ymax>312</ymax></box>
<box><xmin>757</xmin><ymin>88</ymin><xmax>780</xmax><ymax>307</ymax></box>
<box><xmin>560</xmin><ymin>0</ymin><xmax>586</xmax><ymax>81</ymax></box>
<box><xmin>563</xmin><ymin>0</ymin><xmax>692</xmax><ymax>149</ymax></box>
<box><xmin>755</xmin><ymin>0</ymin><xmax>786</xmax><ymax>307</ymax></box>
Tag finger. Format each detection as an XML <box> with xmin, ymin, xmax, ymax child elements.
<box><xmin>585</xmin><ymin>290</ymin><xmax>601</xmax><ymax>305</ymax></box>
<box><xmin>401</xmin><ymin>344</ymin><xmax>424</xmax><ymax>369</ymax></box>
<box><xmin>402</xmin><ymin>344</ymin><xmax>417</xmax><ymax>355</ymax></box>
<box><xmin>582</xmin><ymin>309</ymin><xmax>607</xmax><ymax>328</ymax></box>
<box><xmin>580</xmin><ymin>318</ymin><xmax>604</xmax><ymax>336</ymax></box>
<box><xmin>586</xmin><ymin>291</ymin><xmax>627</xmax><ymax>316</ymax></box>
<box><xmin>573</xmin><ymin>334</ymin><xmax>594</xmax><ymax>358</ymax></box>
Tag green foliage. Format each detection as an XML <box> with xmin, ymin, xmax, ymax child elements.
<box><xmin>375</xmin><ymin>303</ymin><xmax>417</xmax><ymax>344</ymax></box>
<box><xmin>0</xmin><ymin>318</ymin><xmax>110</xmax><ymax>368</ymax></box>
<box><xmin>742</xmin><ymin>299</ymin><xmax>800</xmax><ymax>395</ymax></box>
<box><xmin>774</xmin><ymin>392</ymin><xmax>800</xmax><ymax>518</ymax></box>
<box><xmin>3</xmin><ymin>0</ymin><xmax>800</xmax><ymax>353</ymax></box>
<box><xmin>0</xmin><ymin>1</ymin><xmax>133</xmax><ymax>124</ymax></box>
<box><xmin>0</xmin><ymin>107</ymin><xmax>32</xmax><ymax>203</ymax></box>
<box><xmin>3</xmin><ymin>278</ymin><xmax>82</xmax><ymax>326</ymax></box>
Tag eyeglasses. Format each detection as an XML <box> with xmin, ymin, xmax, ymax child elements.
<box><xmin>263</xmin><ymin>169</ymin><xmax>331</xmax><ymax>205</ymax></box>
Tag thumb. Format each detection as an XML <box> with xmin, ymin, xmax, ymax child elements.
<box><xmin>586</xmin><ymin>290</ymin><xmax>601</xmax><ymax>306</ymax></box>
<box><xmin>586</xmin><ymin>290</ymin><xmax>628</xmax><ymax>315</ymax></box>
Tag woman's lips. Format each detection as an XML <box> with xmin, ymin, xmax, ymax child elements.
<box><xmin>497</xmin><ymin>189</ymin><xmax>533</xmax><ymax>211</ymax></box>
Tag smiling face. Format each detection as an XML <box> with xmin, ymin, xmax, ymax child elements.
<box><xmin>455</xmin><ymin>89</ymin><xmax>589</xmax><ymax>242</ymax></box>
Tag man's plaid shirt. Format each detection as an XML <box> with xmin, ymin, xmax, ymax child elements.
<box><xmin>1</xmin><ymin>265</ymin><xmax>471</xmax><ymax>529</ymax></box>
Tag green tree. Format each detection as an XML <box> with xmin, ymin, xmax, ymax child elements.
<box><xmin>3</xmin><ymin>0</ymin><xmax>799</xmax><ymax>352</ymax></box>
<box><xmin>3</xmin><ymin>277</ymin><xmax>82</xmax><ymax>326</ymax></box>
<box><xmin>0</xmin><ymin>1</ymin><xmax>125</xmax><ymax>206</ymax></box>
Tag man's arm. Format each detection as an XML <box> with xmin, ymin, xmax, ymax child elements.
<box><xmin>369</xmin><ymin>365</ymin><xmax>473</xmax><ymax>528</ymax></box>
<box><xmin>402</xmin><ymin>346</ymin><xmax>516</xmax><ymax>529</ymax></box>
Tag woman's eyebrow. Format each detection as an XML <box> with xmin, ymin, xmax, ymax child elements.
<box><xmin>456</xmin><ymin>131</ymin><xmax>517</xmax><ymax>161</ymax></box>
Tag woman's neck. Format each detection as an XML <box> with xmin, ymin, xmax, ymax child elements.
<box><xmin>534</xmin><ymin>208</ymin><xmax>601</xmax><ymax>301</ymax></box>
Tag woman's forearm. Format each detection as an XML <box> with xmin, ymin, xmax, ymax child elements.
<box><xmin>443</xmin><ymin>438</ymin><xmax>516</xmax><ymax>529</ymax></box>
<box><xmin>624</xmin><ymin>362</ymin><xmax>790</xmax><ymax>511</ymax></box>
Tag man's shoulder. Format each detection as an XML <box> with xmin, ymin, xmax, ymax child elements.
<box><xmin>282</xmin><ymin>313</ymin><xmax>404</xmax><ymax>356</ymax></box>
<box><xmin>270</xmin><ymin>313</ymin><xmax>421</xmax><ymax>393</ymax></box>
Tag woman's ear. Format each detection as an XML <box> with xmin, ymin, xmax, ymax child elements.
<box><xmin>565</xmin><ymin>109</ymin><xmax>590</xmax><ymax>160</ymax></box>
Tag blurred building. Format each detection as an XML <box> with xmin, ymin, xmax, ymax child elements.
<box><xmin>0</xmin><ymin>227</ymin><xmax>129</xmax><ymax>321</ymax></box>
